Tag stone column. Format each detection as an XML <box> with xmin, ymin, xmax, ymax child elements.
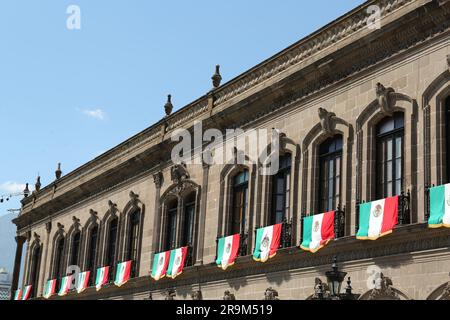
<box><xmin>196</xmin><ymin>163</ymin><xmax>209</xmax><ymax>265</ymax></box>
<box><xmin>39</xmin><ymin>222</ymin><xmax>52</xmax><ymax>297</ymax></box>
<box><xmin>151</xmin><ymin>172</ymin><xmax>163</xmax><ymax>253</ymax></box>
<box><xmin>10</xmin><ymin>235</ymin><xmax>26</xmax><ymax>300</ymax></box>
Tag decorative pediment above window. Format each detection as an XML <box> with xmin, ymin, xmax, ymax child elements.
<box><xmin>368</xmin><ymin>273</ymin><xmax>400</xmax><ymax>300</ymax></box>
<box><xmin>89</xmin><ymin>209</ymin><xmax>98</xmax><ymax>220</ymax></box>
<box><xmin>318</xmin><ymin>108</ymin><xmax>337</xmax><ymax>138</ymax></box>
<box><xmin>108</xmin><ymin>200</ymin><xmax>118</xmax><ymax>216</ymax></box>
<box><xmin>376</xmin><ymin>83</ymin><xmax>396</xmax><ymax>116</ymax></box>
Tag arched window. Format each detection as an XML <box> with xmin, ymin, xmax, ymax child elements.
<box><xmin>164</xmin><ymin>199</ymin><xmax>178</xmax><ymax>251</ymax></box>
<box><xmin>105</xmin><ymin>218</ymin><xmax>118</xmax><ymax>282</ymax></box>
<box><xmin>125</xmin><ymin>210</ymin><xmax>140</xmax><ymax>278</ymax></box>
<box><xmin>69</xmin><ymin>232</ymin><xmax>81</xmax><ymax>267</ymax></box>
<box><xmin>270</xmin><ymin>154</ymin><xmax>291</xmax><ymax>225</ymax></box>
<box><xmin>446</xmin><ymin>97</ymin><xmax>450</xmax><ymax>183</ymax></box>
<box><xmin>376</xmin><ymin>112</ymin><xmax>404</xmax><ymax>198</ymax></box>
<box><xmin>86</xmin><ymin>226</ymin><xmax>98</xmax><ymax>286</ymax></box>
<box><xmin>318</xmin><ymin>135</ymin><xmax>343</xmax><ymax>212</ymax></box>
<box><xmin>29</xmin><ymin>245</ymin><xmax>41</xmax><ymax>298</ymax></box>
<box><xmin>230</xmin><ymin>170</ymin><xmax>249</xmax><ymax>235</ymax></box>
<box><xmin>53</xmin><ymin>237</ymin><xmax>65</xmax><ymax>289</ymax></box>
<box><xmin>182</xmin><ymin>192</ymin><xmax>196</xmax><ymax>247</ymax></box>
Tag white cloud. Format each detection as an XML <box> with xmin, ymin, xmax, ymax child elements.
<box><xmin>81</xmin><ymin>109</ymin><xmax>106</xmax><ymax>120</ymax></box>
<box><xmin>0</xmin><ymin>182</ymin><xmax>33</xmax><ymax>194</ymax></box>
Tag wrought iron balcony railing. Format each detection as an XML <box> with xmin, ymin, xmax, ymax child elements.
<box><xmin>425</xmin><ymin>185</ymin><xmax>434</xmax><ymax>222</ymax></box>
<box><xmin>280</xmin><ymin>217</ymin><xmax>293</xmax><ymax>249</ymax></box>
<box><xmin>334</xmin><ymin>205</ymin><xmax>346</xmax><ymax>239</ymax></box>
<box><xmin>185</xmin><ymin>244</ymin><xmax>194</xmax><ymax>267</ymax></box>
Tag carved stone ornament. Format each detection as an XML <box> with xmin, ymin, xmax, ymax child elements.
<box><xmin>318</xmin><ymin>107</ymin><xmax>337</xmax><ymax>137</ymax></box>
<box><xmin>153</xmin><ymin>172</ymin><xmax>163</xmax><ymax>189</ymax></box>
<box><xmin>368</xmin><ymin>273</ymin><xmax>399</xmax><ymax>300</ymax></box>
<box><xmin>108</xmin><ymin>200</ymin><xmax>118</xmax><ymax>215</ymax></box>
<box><xmin>264</xmin><ymin>287</ymin><xmax>279</xmax><ymax>300</ymax></box>
<box><xmin>72</xmin><ymin>216</ymin><xmax>80</xmax><ymax>225</ymax></box>
<box><xmin>57</xmin><ymin>222</ymin><xmax>64</xmax><ymax>231</ymax></box>
<box><xmin>223</xmin><ymin>290</ymin><xmax>236</xmax><ymax>300</ymax></box>
<box><xmin>89</xmin><ymin>209</ymin><xmax>98</xmax><ymax>220</ymax></box>
<box><xmin>376</xmin><ymin>83</ymin><xmax>396</xmax><ymax>116</ymax></box>
<box><xmin>171</xmin><ymin>163</ymin><xmax>190</xmax><ymax>185</ymax></box>
<box><xmin>211</xmin><ymin>65</ymin><xmax>222</xmax><ymax>88</ymax></box>
<box><xmin>33</xmin><ymin>232</ymin><xmax>40</xmax><ymax>242</ymax></box>
<box><xmin>191</xmin><ymin>290</ymin><xmax>203</xmax><ymax>300</ymax></box>
<box><xmin>439</xmin><ymin>282</ymin><xmax>450</xmax><ymax>300</ymax></box>
<box><xmin>129</xmin><ymin>191</ymin><xmax>140</xmax><ymax>207</ymax></box>
<box><xmin>312</xmin><ymin>277</ymin><xmax>331</xmax><ymax>300</ymax></box>
<box><xmin>163</xmin><ymin>289</ymin><xmax>176</xmax><ymax>300</ymax></box>
<box><xmin>447</xmin><ymin>54</ymin><xmax>450</xmax><ymax>73</ymax></box>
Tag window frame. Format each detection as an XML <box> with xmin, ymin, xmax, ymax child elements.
<box><xmin>269</xmin><ymin>154</ymin><xmax>292</xmax><ymax>225</ymax></box>
<box><xmin>230</xmin><ymin>170</ymin><xmax>249</xmax><ymax>236</ymax></box>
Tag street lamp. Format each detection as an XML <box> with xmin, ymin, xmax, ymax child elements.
<box><xmin>325</xmin><ymin>256</ymin><xmax>347</xmax><ymax>298</ymax></box>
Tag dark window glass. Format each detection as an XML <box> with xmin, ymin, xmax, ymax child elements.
<box><xmin>30</xmin><ymin>246</ymin><xmax>40</xmax><ymax>298</ymax></box>
<box><xmin>69</xmin><ymin>232</ymin><xmax>81</xmax><ymax>267</ymax></box>
<box><xmin>165</xmin><ymin>200</ymin><xmax>178</xmax><ymax>251</ymax></box>
<box><xmin>270</xmin><ymin>154</ymin><xmax>292</xmax><ymax>224</ymax></box>
<box><xmin>230</xmin><ymin>170</ymin><xmax>249</xmax><ymax>235</ymax></box>
<box><xmin>446</xmin><ymin>97</ymin><xmax>450</xmax><ymax>183</ymax></box>
<box><xmin>182</xmin><ymin>193</ymin><xmax>196</xmax><ymax>247</ymax></box>
<box><xmin>319</xmin><ymin>136</ymin><xmax>343</xmax><ymax>212</ymax></box>
<box><xmin>106</xmin><ymin>218</ymin><xmax>118</xmax><ymax>282</ymax></box>
<box><xmin>126</xmin><ymin>210</ymin><xmax>140</xmax><ymax>278</ymax></box>
<box><xmin>376</xmin><ymin>112</ymin><xmax>404</xmax><ymax>199</ymax></box>
<box><xmin>54</xmin><ymin>237</ymin><xmax>65</xmax><ymax>289</ymax></box>
<box><xmin>86</xmin><ymin>226</ymin><xmax>98</xmax><ymax>286</ymax></box>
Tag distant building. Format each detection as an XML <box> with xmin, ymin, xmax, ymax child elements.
<box><xmin>0</xmin><ymin>268</ymin><xmax>11</xmax><ymax>300</ymax></box>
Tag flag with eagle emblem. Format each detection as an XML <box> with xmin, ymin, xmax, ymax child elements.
<box><xmin>216</xmin><ymin>234</ymin><xmax>240</xmax><ymax>270</ymax></box>
<box><xmin>356</xmin><ymin>196</ymin><xmax>398</xmax><ymax>240</ymax></box>
<box><xmin>300</xmin><ymin>211</ymin><xmax>335</xmax><ymax>253</ymax></box>
<box><xmin>166</xmin><ymin>247</ymin><xmax>188</xmax><ymax>279</ymax></box>
<box><xmin>428</xmin><ymin>184</ymin><xmax>450</xmax><ymax>228</ymax></box>
<box><xmin>151</xmin><ymin>251</ymin><xmax>170</xmax><ymax>281</ymax></box>
<box><xmin>44</xmin><ymin>279</ymin><xmax>57</xmax><ymax>299</ymax></box>
<box><xmin>114</xmin><ymin>261</ymin><xmax>132</xmax><ymax>287</ymax></box>
<box><xmin>253</xmin><ymin>224</ymin><xmax>282</xmax><ymax>263</ymax></box>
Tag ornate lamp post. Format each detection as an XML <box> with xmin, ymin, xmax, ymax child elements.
<box><xmin>325</xmin><ymin>257</ymin><xmax>347</xmax><ymax>299</ymax></box>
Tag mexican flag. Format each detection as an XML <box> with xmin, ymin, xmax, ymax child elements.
<box><xmin>356</xmin><ymin>196</ymin><xmax>398</xmax><ymax>240</ymax></box>
<box><xmin>216</xmin><ymin>234</ymin><xmax>240</xmax><ymax>270</ymax></box>
<box><xmin>77</xmin><ymin>271</ymin><xmax>90</xmax><ymax>294</ymax></box>
<box><xmin>13</xmin><ymin>289</ymin><xmax>22</xmax><ymax>300</ymax></box>
<box><xmin>253</xmin><ymin>224</ymin><xmax>282</xmax><ymax>263</ymax></box>
<box><xmin>22</xmin><ymin>285</ymin><xmax>32</xmax><ymax>300</ymax></box>
<box><xmin>151</xmin><ymin>251</ymin><xmax>170</xmax><ymax>281</ymax></box>
<box><xmin>300</xmin><ymin>211</ymin><xmax>335</xmax><ymax>253</ymax></box>
<box><xmin>95</xmin><ymin>266</ymin><xmax>109</xmax><ymax>291</ymax></box>
<box><xmin>166</xmin><ymin>247</ymin><xmax>188</xmax><ymax>279</ymax></box>
<box><xmin>44</xmin><ymin>279</ymin><xmax>57</xmax><ymax>299</ymax></box>
<box><xmin>429</xmin><ymin>184</ymin><xmax>450</xmax><ymax>228</ymax></box>
<box><xmin>114</xmin><ymin>261</ymin><xmax>132</xmax><ymax>287</ymax></box>
<box><xmin>58</xmin><ymin>275</ymin><xmax>72</xmax><ymax>296</ymax></box>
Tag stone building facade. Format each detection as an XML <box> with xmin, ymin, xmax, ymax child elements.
<box><xmin>10</xmin><ymin>0</ymin><xmax>450</xmax><ymax>300</ymax></box>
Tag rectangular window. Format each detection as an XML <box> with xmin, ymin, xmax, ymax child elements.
<box><xmin>270</xmin><ymin>155</ymin><xmax>291</xmax><ymax>225</ymax></box>
<box><xmin>319</xmin><ymin>137</ymin><xmax>343</xmax><ymax>213</ymax></box>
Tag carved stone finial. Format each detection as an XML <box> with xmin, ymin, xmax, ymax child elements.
<box><xmin>318</xmin><ymin>107</ymin><xmax>337</xmax><ymax>137</ymax></box>
<box><xmin>376</xmin><ymin>83</ymin><xmax>396</xmax><ymax>116</ymax></box>
<box><xmin>368</xmin><ymin>273</ymin><xmax>399</xmax><ymax>300</ymax></box>
<box><xmin>191</xmin><ymin>290</ymin><xmax>203</xmax><ymax>300</ymax></box>
<box><xmin>164</xmin><ymin>94</ymin><xmax>173</xmax><ymax>116</ymax></box>
<box><xmin>108</xmin><ymin>200</ymin><xmax>117</xmax><ymax>214</ymax></box>
<box><xmin>163</xmin><ymin>289</ymin><xmax>176</xmax><ymax>300</ymax></box>
<box><xmin>223</xmin><ymin>290</ymin><xmax>236</xmax><ymax>300</ymax></box>
<box><xmin>57</xmin><ymin>222</ymin><xmax>64</xmax><ymax>230</ymax></box>
<box><xmin>89</xmin><ymin>209</ymin><xmax>98</xmax><ymax>219</ymax></box>
<box><xmin>264</xmin><ymin>287</ymin><xmax>279</xmax><ymax>300</ymax></box>
<box><xmin>33</xmin><ymin>232</ymin><xmax>40</xmax><ymax>242</ymax></box>
<box><xmin>35</xmin><ymin>176</ymin><xmax>41</xmax><ymax>192</ymax></box>
<box><xmin>129</xmin><ymin>191</ymin><xmax>140</xmax><ymax>206</ymax></box>
<box><xmin>23</xmin><ymin>183</ymin><xmax>30</xmax><ymax>198</ymax></box>
<box><xmin>72</xmin><ymin>216</ymin><xmax>80</xmax><ymax>225</ymax></box>
<box><xmin>171</xmin><ymin>163</ymin><xmax>189</xmax><ymax>185</ymax></box>
<box><xmin>212</xmin><ymin>65</ymin><xmax>222</xmax><ymax>88</ymax></box>
<box><xmin>55</xmin><ymin>163</ymin><xmax>62</xmax><ymax>180</ymax></box>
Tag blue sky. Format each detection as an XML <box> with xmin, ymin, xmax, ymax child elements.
<box><xmin>0</xmin><ymin>0</ymin><xmax>365</xmax><ymax>217</ymax></box>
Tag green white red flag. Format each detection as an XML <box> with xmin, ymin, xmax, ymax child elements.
<box><xmin>151</xmin><ymin>251</ymin><xmax>170</xmax><ymax>281</ymax></box>
<box><xmin>58</xmin><ymin>275</ymin><xmax>72</xmax><ymax>296</ymax></box>
<box><xmin>114</xmin><ymin>261</ymin><xmax>132</xmax><ymax>287</ymax></box>
<box><xmin>44</xmin><ymin>279</ymin><xmax>57</xmax><ymax>299</ymax></box>
<box><xmin>95</xmin><ymin>266</ymin><xmax>109</xmax><ymax>291</ymax></box>
<box><xmin>253</xmin><ymin>224</ymin><xmax>282</xmax><ymax>263</ymax></box>
<box><xmin>77</xmin><ymin>271</ymin><xmax>90</xmax><ymax>293</ymax></box>
<box><xmin>22</xmin><ymin>285</ymin><xmax>32</xmax><ymax>300</ymax></box>
<box><xmin>356</xmin><ymin>196</ymin><xmax>398</xmax><ymax>240</ymax></box>
<box><xmin>13</xmin><ymin>289</ymin><xmax>22</xmax><ymax>300</ymax></box>
<box><xmin>216</xmin><ymin>234</ymin><xmax>240</xmax><ymax>270</ymax></box>
<box><xmin>428</xmin><ymin>184</ymin><xmax>450</xmax><ymax>228</ymax></box>
<box><xmin>300</xmin><ymin>211</ymin><xmax>335</xmax><ymax>253</ymax></box>
<box><xmin>166</xmin><ymin>247</ymin><xmax>188</xmax><ymax>279</ymax></box>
